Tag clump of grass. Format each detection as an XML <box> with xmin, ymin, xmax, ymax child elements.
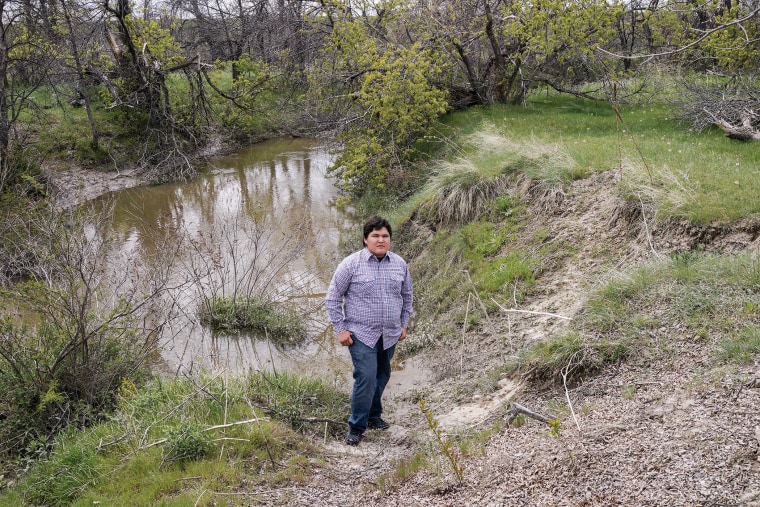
<box><xmin>246</xmin><ymin>371</ymin><xmax>349</xmax><ymax>435</ymax></box>
<box><xmin>414</xmin><ymin>127</ymin><xmax>579</xmax><ymax>225</ymax></box>
<box><xmin>199</xmin><ymin>296</ymin><xmax>306</xmax><ymax>342</ymax></box>
<box><xmin>717</xmin><ymin>325</ymin><xmax>760</xmax><ymax>364</ymax></box>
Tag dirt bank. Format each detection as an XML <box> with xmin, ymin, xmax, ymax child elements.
<box><xmin>260</xmin><ymin>170</ymin><xmax>760</xmax><ymax>506</ymax></box>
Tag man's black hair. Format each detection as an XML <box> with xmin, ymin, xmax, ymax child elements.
<box><xmin>363</xmin><ymin>216</ymin><xmax>392</xmax><ymax>239</ymax></box>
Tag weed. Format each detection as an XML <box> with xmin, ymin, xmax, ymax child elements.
<box><xmin>717</xmin><ymin>326</ymin><xmax>760</xmax><ymax>364</ymax></box>
<box><xmin>162</xmin><ymin>425</ymin><xmax>213</xmax><ymax>468</ymax></box>
<box><xmin>419</xmin><ymin>399</ymin><xmax>465</xmax><ymax>483</ymax></box>
<box><xmin>548</xmin><ymin>418</ymin><xmax>562</xmax><ymax>438</ymax></box>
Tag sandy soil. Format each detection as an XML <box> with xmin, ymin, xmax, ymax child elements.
<box><xmin>45</xmin><ymin>164</ymin><xmax>149</xmax><ymax>209</ymax></box>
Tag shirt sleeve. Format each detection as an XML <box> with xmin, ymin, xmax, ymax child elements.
<box><xmin>400</xmin><ymin>263</ymin><xmax>413</xmax><ymax>328</ymax></box>
<box><xmin>324</xmin><ymin>256</ymin><xmax>352</xmax><ymax>334</ymax></box>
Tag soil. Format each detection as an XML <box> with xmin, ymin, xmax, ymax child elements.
<box><xmin>48</xmin><ymin>167</ymin><xmax>760</xmax><ymax>506</ymax></box>
<box><xmin>45</xmin><ymin>163</ymin><xmax>149</xmax><ymax>209</ymax></box>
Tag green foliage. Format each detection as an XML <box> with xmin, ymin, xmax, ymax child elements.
<box><xmin>312</xmin><ymin>5</ymin><xmax>451</xmax><ymax>197</ymax></box>
<box><xmin>1</xmin><ymin>371</ymin><xmax>347</xmax><ymax>505</ymax></box>
<box><xmin>419</xmin><ymin>398</ymin><xmax>465</xmax><ymax>483</ymax></box>
<box><xmin>199</xmin><ymin>296</ymin><xmax>306</xmax><ymax>343</ymax></box>
<box><xmin>203</xmin><ymin>58</ymin><xmax>283</xmax><ymax>141</ymax></box>
<box><xmin>502</xmin><ymin>0</ymin><xmax>620</xmax><ymax>65</ymax></box>
<box><xmin>703</xmin><ymin>6</ymin><xmax>760</xmax><ymax>72</ymax></box>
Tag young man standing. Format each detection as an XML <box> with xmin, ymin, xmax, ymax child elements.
<box><xmin>325</xmin><ymin>216</ymin><xmax>414</xmax><ymax>446</ymax></box>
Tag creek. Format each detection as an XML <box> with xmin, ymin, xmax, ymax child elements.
<box><xmin>101</xmin><ymin>138</ymin><xmax>359</xmax><ymax>378</ymax></box>
<box><xmin>100</xmin><ymin>137</ymin><xmax>430</xmax><ymax>397</ymax></box>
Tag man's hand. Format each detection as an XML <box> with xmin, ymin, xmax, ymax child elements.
<box><xmin>399</xmin><ymin>327</ymin><xmax>407</xmax><ymax>341</ymax></box>
<box><xmin>338</xmin><ymin>330</ymin><xmax>354</xmax><ymax>346</ymax></box>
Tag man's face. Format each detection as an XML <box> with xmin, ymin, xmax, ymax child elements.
<box><xmin>364</xmin><ymin>227</ymin><xmax>391</xmax><ymax>258</ymax></box>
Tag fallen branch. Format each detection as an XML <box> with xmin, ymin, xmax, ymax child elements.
<box><xmin>203</xmin><ymin>417</ymin><xmax>269</xmax><ymax>432</ymax></box>
<box><xmin>250</xmin><ymin>402</ymin><xmax>348</xmax><ymax>427</ymax></box>
<box><xmin>491</xmin><ymin>298</ymin><xmax>572</xmax><ymax>320</ymax></box>
<box><xmin>141</xmin><ymin>417</ymin><xmax>269</xmax><ymax>449</ymax></box>
<box><xmin>506</xmin><ymin>402</ymin><xmax>554</xmax><ymax>425</ymax></box>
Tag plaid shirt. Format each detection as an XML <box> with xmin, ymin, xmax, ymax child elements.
<box><xmin>325</xmin><ymin>248</ymin><xmax>413</xmax><ymax>350</ymax></box>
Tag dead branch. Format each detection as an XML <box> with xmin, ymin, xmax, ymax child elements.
<box><xmin>562</xmin><ymin>349</ymin><xmax>585</xmax><ymax>432</ymax></box>
<box><xmin>675</xmin><ymin>81</ymin><xmax>760</xmax><ymax>139</ymax></box>
<box><xmin>203</xmin><ymin>417</ymin><xmax>270</xmax><ymax>432</ymax></box>
<box><xmin>506</xmin><ymin>402</ymin><xmax>554</xmax><ymax>425</ymax></box>
<box><xmin>141</xmin><ymin>417</ymin><xmax>270</xmax><ymax>450</ymax></box>
<box><xmin>714</xmin><ymin>119</ymin><xmax>760</xmax><ymax>140</ymax></box>
<box><xmin>491</xmin><ymin>298</ymin><xmax>572</xmax><ymax>320</ymax></box>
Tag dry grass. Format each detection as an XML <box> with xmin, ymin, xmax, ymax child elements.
<box><xmin>414</xmin><ymin>128</ymin><xmax>578</xmax><ymax>225</ymax></box>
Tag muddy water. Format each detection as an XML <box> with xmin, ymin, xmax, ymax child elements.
<box><xmin>102</xmin><ymin>138</ymin><xmax>429</xmax><ymax>392</ymax></box>
<box><xmin>103</xmin><ymin>138</ymin><xmax>357</xmax><ymax>378</ymax></box>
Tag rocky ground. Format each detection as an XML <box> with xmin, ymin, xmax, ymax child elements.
<box><xmin>48</xmin><ymin>167</ymin><xmax>760</xmax><ymax>506</ymax></box>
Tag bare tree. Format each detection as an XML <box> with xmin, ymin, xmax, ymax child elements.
<box><xmin>0</xmin><ymin>199</ymin><xmax>189</xmax><ymax>458</ymax></box>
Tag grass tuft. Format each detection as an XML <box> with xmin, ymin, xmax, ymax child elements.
<box><xmin>199</xmin><ymin>296</ymin><xmax>306</xmax><ymax>343</ymax></box>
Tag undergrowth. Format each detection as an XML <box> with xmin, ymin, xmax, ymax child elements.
<box><xmin>0</xmin><ymin>371</ymin><xmax>348</xmax><ymax>506</ymax></box>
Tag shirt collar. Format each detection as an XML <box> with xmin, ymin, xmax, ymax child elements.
<box><xmin>362</xmin><ymin>247</ymin><xmax>391</xmax><ymax>262</ymax></box>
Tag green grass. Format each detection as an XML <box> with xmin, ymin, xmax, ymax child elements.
<box><xmin>518</xmin><ymin>252</ymin><xmax>760</xmax><ymax>380</ymax></box>
<box><xmin>0</xmin><ymin>371</ymin><xmax>348</xmax><ymax>506</ymax></box>
<box><xmin>717</xmin><ymin>325</ymin><xmax>760</xmax><ymax>364</ymax></box>
<box><xmin>420</xmin><ymin>94</ymin><xmax>760</xmax><ymax>225</ymax></box>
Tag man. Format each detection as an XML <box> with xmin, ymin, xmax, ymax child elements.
<box><xmin>325</xmin><ymin>216</ymin><xmax>414</xmax><ymax>446</ymax></box>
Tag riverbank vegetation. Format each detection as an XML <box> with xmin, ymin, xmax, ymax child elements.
<box><xmin>0</xmin><ymin>372</ymin><xmax>347</xmax><ymax>506</ymax></box>
<box><xmin>2</xmin><ymin>0</ymin><xmax>760</xmax><ymax>503</ymax></box>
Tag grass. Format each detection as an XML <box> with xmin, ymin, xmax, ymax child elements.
<box><xmin>199</xmin><ymin>296</ymin><xmax>306</xmax><ymax>343</ymax></box>
<box><xmin>418</xmin><ymin>94</ymin><xmax>760</xmax><ymax>225</ymax></box>
<box><xmin>519</xmin><ymin>252</ymin><xmax>760</xmax><ymax>380</ymax></box>
<box><xmin>380</xmin><ymin>90</ymin><xmax>760</xmax><ymax>365</ymax></box>
<box><xmin>0</xmin><ymin>371</ymin><xmax>348</xmax><ymax>506</ymax></box>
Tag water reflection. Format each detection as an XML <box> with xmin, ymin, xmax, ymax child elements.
<box><xmin>100</xmin><ymin>138</ymin><xmax>359</xmax><ymax>378</ymax></box>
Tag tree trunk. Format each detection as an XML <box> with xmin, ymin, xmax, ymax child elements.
<box><xmin>0</xmin><ymin>2</ymin><xmax>11</xmax><ymax>194</ymax></box>
<box><xmin>60</xmin><ymin>0</ymin><xmax>100</xmax><ymax>150</ymax></box>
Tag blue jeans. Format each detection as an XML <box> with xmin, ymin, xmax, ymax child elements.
<box><xmin>348</xmin><ymin>336</ymin><xmax>395</xmax><ymax>432</ymax></box>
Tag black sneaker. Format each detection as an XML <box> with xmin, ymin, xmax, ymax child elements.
<box><xmin>345</xmin><ymin>428</ymin><xmax>363</xmax><ymax>446</ymax></box>
<box><xmin>367</xmin><ymin>418</ymin><xmax>390</xmax><ymax>430</ymax></box>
